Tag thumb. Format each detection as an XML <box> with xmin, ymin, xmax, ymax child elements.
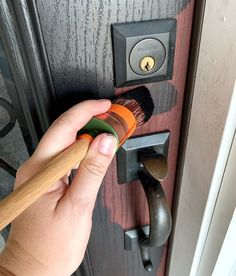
<box><xmin>64</xmin><ymin>133</ymin><xmax>117</xmax><ymax>210</ymax></box>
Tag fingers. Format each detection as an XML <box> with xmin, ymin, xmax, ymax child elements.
<box><xmin>32</xmin><ymin>99</ymin><xmax>111</xmax><ymax>163</ymax></box>
<box><xmin>15</xmin><ymin>99</ymin><xmax>111</xmax><ymax>187</ymax></box>
<box><xmin>61</xmin><ymin>133</ymin><xmax>117</xmax><ymax>212</ymax></box>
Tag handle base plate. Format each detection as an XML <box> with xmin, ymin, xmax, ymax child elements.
<box><xmin>124</xmin><ymin>225</ymin><xmax>150</xmax><ymax>251</ymax></box>
<box><xmin>117</xmin><ymin>132</ymin><xmax>169</xmax><ymax>184</ymax></box>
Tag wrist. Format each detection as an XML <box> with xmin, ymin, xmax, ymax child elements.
<box><xmin>0</xmin><ymin>240</ymin><xmax>49</xmax><ymax>276</ymax></box>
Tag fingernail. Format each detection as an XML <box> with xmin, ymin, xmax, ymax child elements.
<box><xmin>97</xmin><ymin>134</ymin><xmax>118</xmax><ymax>156</ymax></box>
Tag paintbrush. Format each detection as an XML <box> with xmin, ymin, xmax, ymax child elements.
<box><xmin>0</xmin><ymin>86</ymin><xmax>154</xmax><ymax>230</ymax></box>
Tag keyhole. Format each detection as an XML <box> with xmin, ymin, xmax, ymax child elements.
<box><xmin>145</xmin><ymin>62</ymin><xmax>150</xmax><ymax>71</ymax></box>
<box><xmin>140</xmin><ymin>56</ymin><xmax>155</xmax><ymax>73</ymax></box>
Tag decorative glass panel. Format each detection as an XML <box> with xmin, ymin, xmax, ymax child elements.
<box><xmin>0</xmin><ymin>40</ymin><xmax>31</xmax><ymax>239</ymax></box>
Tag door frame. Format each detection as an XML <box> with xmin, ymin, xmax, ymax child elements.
<box><xmin>167</xmin><ymin>0</ymin><xmax>236</xmax><ymax>274</ymax></box>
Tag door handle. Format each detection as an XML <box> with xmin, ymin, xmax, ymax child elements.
<box><xmin>138</xmin><ymin>152</ymin><xmax>172</xmax><ymax>272</ymax></box>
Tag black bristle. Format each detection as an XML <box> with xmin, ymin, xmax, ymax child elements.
<box><xmin>112</xmin><ymin>86</ymin><xmax>154</xmax><ymax>126</ymax></box>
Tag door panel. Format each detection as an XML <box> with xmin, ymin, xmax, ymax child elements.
<box><xmin>34</xmin><ymin>1</ymin><xmax>195</xmax><ymax>275</ymax></box>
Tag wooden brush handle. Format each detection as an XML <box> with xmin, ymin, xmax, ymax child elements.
<box><xmin>0</xmin><ymin>137</ymin><xmax>91</xmax><ymax>231</ymax></box>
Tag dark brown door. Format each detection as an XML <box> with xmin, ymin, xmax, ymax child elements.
<box><xmin>0</xmin><ymin>0</ymin><xmax>195</xmax><ymax>275</ymax></box>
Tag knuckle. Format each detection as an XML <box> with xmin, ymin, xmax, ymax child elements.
<box><xmin>82</xmin><ymin>158</ymin><xmax>107</xmax><ymax>178</ymax></box>
<box><xmin>15</xmin><ymin>158</ymin><xmax>33</xmax><ymax>183</ymax></box>
<box><xmin>54</xmin><ymin>112</ymin><xmax>74</xmax><ymax>127</ymax></box>
<box><xmin>16</xmin><ymin>163</ymin><xmax>27</xmax><ymax>179</ymax></box>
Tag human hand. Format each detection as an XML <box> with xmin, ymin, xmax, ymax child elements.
<box><xmin>0</xmin><ymin>100</ymin><xmax>117</xmax><ymax>276</ymax></box>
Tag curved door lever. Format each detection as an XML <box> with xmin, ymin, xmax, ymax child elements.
<box><xmin>138</xmin><ymin>153</ymin><xmax>172</xmax><ymax>272</ymax></box>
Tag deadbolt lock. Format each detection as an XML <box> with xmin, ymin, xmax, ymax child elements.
<box><xmin>112</xmin><ymin>19</ymin><xmax>177</xmax><ymax>87</ymax></box>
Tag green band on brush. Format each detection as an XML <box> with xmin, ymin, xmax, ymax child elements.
<box><xmin>79</xmin><ymin>117</ymin><xmax>119</xmax><ymax>141</ymax></box>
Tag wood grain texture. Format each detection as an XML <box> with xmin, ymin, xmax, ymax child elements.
<box><xmin>87</xmin><ymin>198</ymin><xmax>165</xmax><ymax>276</ymax></box>
<box><xmin>35</xmin><ymin>0</ymin><xmax>194</xmax><ymax>275</ymax></box>
<box><xmin>0</xmin><ymin>0</ymin><xmax>57</xmax><ymax>153</ymax></box>
<box><xmin>36</xmin><ymin>0</ymin><xmax>191</xmax><ymax>111</ymax></box>
<box><xmin>100</xmin><ymin>3</ymin><xmax>195</xmax><ymax>275</ymax></box>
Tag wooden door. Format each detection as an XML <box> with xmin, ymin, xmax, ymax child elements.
<box><xmin>0</xmin><ymin>0</ymin><xmax>195</xmax><ymax>275</ymax></box>
<box><xmin>35</xmin><ymin>1</ymin><xmax>195</xmax><ymax>275</ymax></box>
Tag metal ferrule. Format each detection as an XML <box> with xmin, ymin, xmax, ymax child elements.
<box><xmin>96</xmin><ymin>111</ymin><xmax>130</xmax><ymax>145</ymax></box>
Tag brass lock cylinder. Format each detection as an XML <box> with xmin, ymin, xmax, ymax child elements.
<box><xmin>129</xmin><ymin>38</ymin><xmax>166</xmax><ymax>76</ymax></box>
<box><xmin>140</xmin><ymin>56</ymin><xmax>156</xmax><ymax>72</ymax></box>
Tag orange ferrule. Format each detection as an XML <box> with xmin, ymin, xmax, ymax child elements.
<box><xmin>78</xmin><ymin>133</ymin><xmax>93</xmax><ymax>142</ymax></box>
<box><xmin>118</xmin><ymin>124</ymin><xmax>136</xmax><ymax>146</ymax></box>
<box><xmin>109</xmin><ymin>104</ymin><xmax>137</xmax><ymax>132</ymax></box>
